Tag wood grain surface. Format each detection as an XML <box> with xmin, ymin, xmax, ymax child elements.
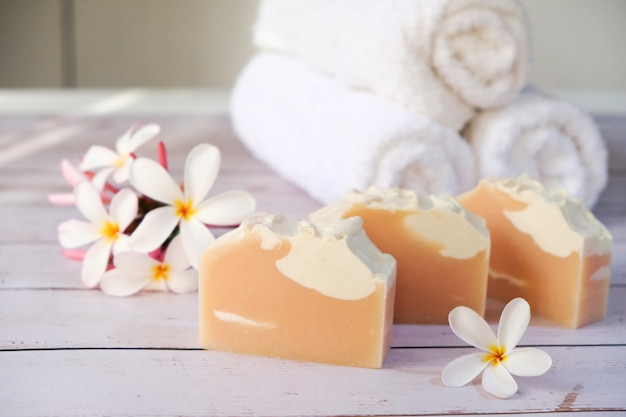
<box><xmin>0</xmin><ymin>91</ymin><xmax>624</xmax><ymax>416</ymax></box>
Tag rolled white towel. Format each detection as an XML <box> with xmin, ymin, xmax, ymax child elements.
<box><xmin>254</xmin><ymin>0</ymin><xmax>529</xmax><ymax>130</ymax></box>
<box><xmin>464</xmin><ymin>90</ymin><xmax>608</xmax><ymax>208</ymax></box>
<box><xmin>231</xmin><ymin>53</ymin><xmax>477</xmax><ymax>204</ymax></box>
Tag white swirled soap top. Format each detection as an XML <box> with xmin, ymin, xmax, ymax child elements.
<box><xmin>491</xmin><ymin>176</ymin><xmax>612</xmax><ymax>257</ymax></box>
<box><xmin>312</xmin><ymin>186</ymin><xmax>490</xmax><ymax>260</ymax></box>
<box><xmin>213</xmin><ymin>212</ymin><xmax>396</xmax><ymax>300</ymax></box>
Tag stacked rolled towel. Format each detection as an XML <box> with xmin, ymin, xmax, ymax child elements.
<box><xmin>232</xmin><ymin>0</ymin><xmax>608</xmax><ymax>208</ymax></box>
<box><xmin>463</xmin><ymin>89</ymin><xmax>608</xmax><ymax>208</ymax></box>
<box><xmin>231</xmin><ymin>53</ymin><xmax>477</xmax><ymax>204</ymax></box>
<box><xmin>254</xmin><ymin>0</ymin><xmax>530</xmax><ymax>130</ymax></box>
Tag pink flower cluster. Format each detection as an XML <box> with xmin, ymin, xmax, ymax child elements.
<box><xmin>52</xmin><ymin>124</ymin><xmax>256</xmax><ymax>296</ymax></box>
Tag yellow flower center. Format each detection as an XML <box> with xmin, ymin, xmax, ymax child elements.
<box><xmin>174</xmin><ymin>198</ymin><xmax>197</xmax><ymax>221</ymax></box>
<box><xmin>484</xmin><ymin>345</ymin><xmax>507</xmax><ymax>365</ymax></box>
<box><xmin>101</xmin><ymin>221</ymin><xmax>120</xmax><ymax>241</ymax></box>
<box><xmin>152</xmin><ymin>264</ymin><xmax>170</xmax><ymax>281</ymax></box>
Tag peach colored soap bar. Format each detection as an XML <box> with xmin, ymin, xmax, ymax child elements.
<box><xmin>458</xmin><ymin>176</ymin><xmax>612</xmax><ymax>328</ymax></box>
<box><xmin>199</xmin><ymin>213</ymin><xmax>396</xmax><ymax>368</ymax></box>
<box><xmin>312</xmin><ymin>187</ymin><xmax>490</xmax><ymax>324</ymax></box>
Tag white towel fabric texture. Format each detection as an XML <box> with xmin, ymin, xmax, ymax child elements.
<box><xmin>254</xmin><ymin>0</ymin><xmax>529</xmax><ymax>131</ymax></box>
<box><xmin>463</xmin><ymin>90</ymin><xmax>608</xmax><ymax>208</ymax></box>
<box><xmin>231</xmin><ymin>53</ymin><xmax>477</xmax><ymax>204</ymax></box>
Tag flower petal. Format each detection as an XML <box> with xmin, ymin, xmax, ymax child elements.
<box><xmin>167</xmin><ymin>269</ymin><xmax>198</xmax><ymax>294</ymax></box>
<box><xmin>482</xmin><ymin>362</ymin><xmax>518</xmax><ymax>399</ymax></box>
<box><xmin>127</xmin><ymin>124</ymin><xmax>160</xmax><ymax>151</ymax></box>
<box><xmin>441</xmin><ymin>352</ymin><xmax>489</xmax><ymax>387</ymax></box>
<box><xmin>81</xmin><ymin>238</ymin><xmax>113</xmax><ymax>288</ymax></box>
<box><xmin>109</xmin><ymin>188</ymin><xmax>138</xmax><ymax>231</ymax></box>
<box><xmin>130</xmin><ymin>206</ymin><xmax>179</xmax><ymax>252</ymax></box>
<box><xmin>180</xmin><ymin>218</ymin><xmax>215</xmax><ymax>270</ymax></box>
<box><xmin>111</xmin><ymin>159</ymin><xmax>132</xmax><ymax>184</ymax></box>
<box><xmin>449</xmin><ymin>305</ymin><xmax>498</xmax><ymax>351</ymax></box>
<box><xmin>112</xmin><ymin>234</ymin><xmax>131</xmax><ymax>255</ymax></box>
<box><xmin>90</xmin><ymin>167</ymin><xmax>115</xmax><ymax>190</ymax></box>
<box><xmin>74</xmin><ymin>181</ymin><xmax>108</xmax><ymax>224</ymax></box>
<box><xmin>504</xmin><ymin>347</ymin><xmax>552</xmax><ymax>377</ymax></box>
<box><xmin>144</xmin><ymin>277</ymin><xmax>168</xmax><ymax>292</ymax></box>
<box><xmin>100</xmin><ymin>268</ymin><xmax>150</xmax><ymax>297</ymax></box>
<box><xmin>164</xmin><ymin>234</ymin><xmax>191</xmax><ymax>271</ymax></box>
<box><xmin>184</xmin><ymin>144</ymin><xmax>221</xmax><ymax>203</ymax></box>
<box><xmin>49</xmin><ymin>193</ymin><xmax>75</xmax><ymax>206</ymax></box>
<box><xmin>58</xmin><ymin>219</ymin><xmax>100</xmax><ymax>248</ymax></box>
<box><xmin>80</xmin><ymin>145</ymin><xmax>121</xmax><ymax>171</ymax></box>
<box><xmin>195</xmin><ymin>191</ymin><xmax>256</xmax><ymax>225</ymax></box>
<box><xmin>113</xmin><ymin>250</ymin><xmax>159</xmax><ymax>273</ymax></box>
<box><xmin>114</xmin><ymin>126</ymin><xmax>133</xmax><ymax>155</ymax></box>
<box><xmin>62</xmin><ymin>248</ymin><xmax>86</xmax><ymax>261</ymax></box>
<box><xmin>498</xmin><ymin>298</ymin><xmax>531</xmax><ymax>352</ymax></box>
<box><xmin>60</xmin><ymin>158</ymin><xmax>86</xmax><ymax>186</ymax></box>
<box><xmin>130</xmin><ymin>157</ymin><xmax>183</xmax><ymax>204</ymax></box>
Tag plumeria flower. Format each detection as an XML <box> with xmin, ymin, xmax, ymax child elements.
<box><xmin>80</xmin><ymin>124</ymin><xmax>160</xmax><ymax>188</ymax></box>
<box><xmin>129</xmin><ymin>143</ymin><xmax>256</xmax><ymax>270</ymax></box>
<box><xmin>57</xmin><ymin>181</ymin><xmax>138</xmax><ymax>288</ymax></box>
<box><xmin>100</xmin><ymin>235</ymin><xmax>197</xmax><ymax>297</ymax></box>
<box><xmin>49</xmin><ymin>158</ymin><xmax>93</xmax><ymax>206</ymax></box>
<box><xmin>441</xmin><ymin>298</ymin><xmax>552</xmax><ymax>399</ymax></box>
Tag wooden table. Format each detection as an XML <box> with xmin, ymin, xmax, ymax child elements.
<box><xmin>1</xmin><ymin>90</ymin><xmax>625</xmax><ymax>416</ymax></box>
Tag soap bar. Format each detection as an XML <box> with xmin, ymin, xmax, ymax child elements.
<box><xmin>458</xmin><ymin>176</ymin><xmax>612</xmax><ymax>328</ymax></box>
<box><xmin>199</xmin><ymin>213</ymin><xmax>397</xmax><ymax>368</ymax></box>
<box><xmin>312</xmin><ymin>187</ymin><xmax>490</xmax><ymax>324</ymax></box>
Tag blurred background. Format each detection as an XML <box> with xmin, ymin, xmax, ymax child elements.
<box><xmin>1</xmin><ymin>0</ymin><xmax>625</xmax><ymax>97</ymax></box>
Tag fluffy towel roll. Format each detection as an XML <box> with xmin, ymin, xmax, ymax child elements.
<box><xmin>464</xmin><ymin>90</ymin><xmax>608</xmax><ymax>208</ymax></box>
<box><xmin>231</xmin><ymin>53</ymin><xmax>477</xmax><ymax>204</ymax></box>
<box><xmin>254</xmin><ymin>0</ymin><xmax>529</xmax><ymax>130</ymax></box>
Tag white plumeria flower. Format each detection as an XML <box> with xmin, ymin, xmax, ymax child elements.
<box><xmin>129</xmin><ymin>143</ymin><xmax>256</xmax><ymax>270</ymax></box>
<box><xmin>441</xmin><ymin>298</ymin><xmax>552</xmax><ymax>399</ymax></box>
<box><xmin>80</xmin><ymin>124</ymin><xmax>160</xmax><ymax>188</ymax></box>
<box><xmin>100</xmin><ymin>235</ymin><xmax>197</xmax><ymax>297</ymax></box>
<box><xmin>57</xmin><ymin>181</ymin><xmax>138</xmax><ymax>288</ymax></box>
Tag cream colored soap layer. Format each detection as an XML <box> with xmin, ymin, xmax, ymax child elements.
<box><xmin>404</xmin><ymin>210</ymin><xmax>486</xmax><ymax>259</ymax></box>
<box><xmin>275</xmin><ymin>230</ymin><xmax>377</xmax><ymax>300</ymax></box>
<box><xmin>199</xmin><ymin>212</ymin><xmax>396</xmax><ymax>368</ymax></box>
<box><xmin>312</xmin><ymin>187</ymin><xmax>490</xmax><ymax>324</ymax></box>
<box><xmin>213</xmin><ymin>310</ymin><xmax>278</xmax><ymax>329</ymax></box>
<box><xmin>459</xmin><ymin>176</ymin><xmax>613</xmax><ymax>328</ymax></box>
<box><xmin>495</xmin><ymin>176</ymin><xmax>612</xmax><ymax>257</ymax></box>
